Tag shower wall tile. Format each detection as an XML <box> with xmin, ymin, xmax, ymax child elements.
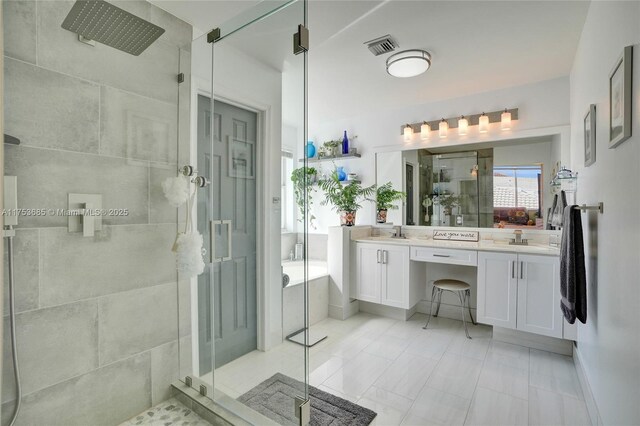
<box><xmin>4</xmin><ymin>58</ymin><xmax>100</xmax><ymax>153</ymax></box>
<box><xmin>178</xmin><ymin>280</ymin><xmax>191</xmax><ymax>337</ymax></box>
<box><xmin>151</xmin><ymin>340</ymin><xmax>180</xmax><ymax>405</ymax></box>
<box><xmin>150</xmin><ymin>163</ymin><xmax>179</xmax><ymax>224</ymax></box>
<box><xmin>39</xmin><ymin>224</ymin><xmax>177</xmax><ymax>306</ymax></box>
<box><xmin>177</xmin><ymin>49</ymin><xmax>192</xmax><ymax>166</ymax></box>
<box><xmin>4</xmin><ymin>145</ymin><xmax>149</xmax><ymax>227</ymax></box>
<box><xmin>3</xmin><ymin>229</ymin><xmax>39</xmax><ymax>314</ymax></box>
<box><xmin>98</xmin><ymin>282</ymin><xmax>178</xmax><ymax>365</ymax></box>
<box><xmin>2</xmin><ymin>301</ymin><xmax>98</xmax><ymax>403</ymax></box>
<box><xmin>179</xmin><ymin>336</ymin><xmax>193</xmax><ymax>379</ymax></box>
<box><xmin>100</xmin><ymin>86</ymin><xmax>178</xmax><ymax>164</ymax></box>
<box><xmin>37</xmin><ymin>0</ymin><xmax>180</xmax><ymax>103</ymax></box>
<box><xmin>2</xmin><ymin>0</ymin><xmax>37</xmax><ymax>64</ymax></box>
<box><xmin>11</xmin><ymin>352</ymin><xmax>151</xmax><ymax>426</ymax></box>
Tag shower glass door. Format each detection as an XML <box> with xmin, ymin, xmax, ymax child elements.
<box><xmin>183</xmin><ymin>0</ymin><xmax>309</xmax><ymax>422</ymax></box>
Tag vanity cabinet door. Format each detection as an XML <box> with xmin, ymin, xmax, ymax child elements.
<box><xmin>380</xmin><ymin>245</ymin><xmax>410</xmax><ymax>309</ymax></box>
<box><xmin>516</xmin><ymin>254</ymin><xmax>562</xmax><ymax>338</ymax></box>
<box><xmin>356</xmin><ymin>244</ymin><xmax>382</xmax><ymax>304</ymax></box>
<box><xmin>477</xmin><ymin>251</ymin><xmax>518</xmax><ymax>329</ymax></box>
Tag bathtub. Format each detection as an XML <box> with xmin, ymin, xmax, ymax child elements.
<box><xmin>282</xmin><ymin>260</ymin><xmax>328</xmax><ymax>286</ymax></box>
<box><xmin>282</xmin><ymin>260</ymin><xmax>329</xmax><ymax>336</ymax></box>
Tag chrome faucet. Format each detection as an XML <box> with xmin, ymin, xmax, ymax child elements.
<box><xmin>392</xmin><ymin>225</ymin><xmax>404</xmax><ymax>238</ymax></box>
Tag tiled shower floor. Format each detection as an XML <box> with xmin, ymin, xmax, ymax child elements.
<box><xmin>120</xmin><ymin>398</ymin><xmax>211</xmax><ymax>426</ymax></box>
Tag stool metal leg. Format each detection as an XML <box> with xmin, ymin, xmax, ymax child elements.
<box><xmin>434</xmin><ymin>288</ymin><xmax>443</xmax><ymax>317</ymax></box>
<box><xmin>457</xmin><ymin>291</ymin><xmax>471</xmax><ymax>339</ymax></box>
<box><xmin>423</xmin><ymin>286</ymin><xmax>438</xmax><ymax>330</ymax></box>
<box><xmin>466</xmin><ymin>289</ymin><xmax>477</xmax><ymax>325</ymax></box>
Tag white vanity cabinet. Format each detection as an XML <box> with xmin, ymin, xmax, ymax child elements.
<box><xmin>355</xmin><ymin>243</ymin><xmax>417</xmax><ymax>309</ymax></box>
<box><xmin>477</xmin><ymin>251</ymin><xmax>562</xmax><ymax>338</ymax></box>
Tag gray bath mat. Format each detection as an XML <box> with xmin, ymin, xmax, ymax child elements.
<box><xmin>237</xmin><ymin>373</ymin><xmax>376</xmax><ymax>425</ymax></box>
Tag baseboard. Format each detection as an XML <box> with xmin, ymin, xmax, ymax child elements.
<box><xmin>358</xmin><ymin>301</ymin><xmax>417</xmax><ymax>321</ymax></box>
<box><xmin>493</xmin><ymin>326</ymin><xmax>573</xmax><ymax>356</ymax></box>
<box><xmin>573</xmin><ymin>346</ymin><xmax>603</xmax><ymax>426</ymax></box>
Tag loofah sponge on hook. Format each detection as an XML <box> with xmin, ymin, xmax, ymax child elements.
<box><xmin>175</xmin><ymin>232</ymin><xmax>205</xmax><ymax>277</ymax></box>
<box><xmin>162</xmin><ymin>176</ymin><xmax>190</xmax><ymax>207</ymax></box>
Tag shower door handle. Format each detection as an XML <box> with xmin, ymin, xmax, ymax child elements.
<box><xmin>210</xmin><ymin>220</ymin><xmax>221</xmax><ymax>263</ymax></box>
<box><xmin>209</xmin><ymin>220</ymin><xmax>233</xmax><ymax>262</ymax></box>
<box><xmin>221</xmin><ymin>220</ymin><xmax>232</xmax><ymax>262</ymax></box>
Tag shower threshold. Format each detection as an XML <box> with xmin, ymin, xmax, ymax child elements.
<box><xmin>285</xmin><ymin>328</ymin><xmax>327</xmax><ymax>347</ymax></box>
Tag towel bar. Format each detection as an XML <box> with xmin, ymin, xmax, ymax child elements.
<box><xmin>574</xmin><ymin>202</ymin><xmax>603</xmax><ymax>213</ymax></box>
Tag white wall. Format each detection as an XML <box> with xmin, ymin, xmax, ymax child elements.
<box><xmin>568</xmin><ymin>2</ymin><xmax>640</xmax><ymax>424</ymax></box>
<box><xmin>309</xmin><ymin>77</ymin><xmax>570</xmax><ymax>233</ymax></box>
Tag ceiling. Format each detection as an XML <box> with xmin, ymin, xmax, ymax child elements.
<box><xmin>152</xmin><ymin>0</ymin><xmax>591</xmax><ymax>123</ymax></box>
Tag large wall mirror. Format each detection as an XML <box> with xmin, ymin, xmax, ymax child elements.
<box><xmin>375</xmin><ymin>136</ymin><xmax>561</xmax><ymax>229</ymax></box>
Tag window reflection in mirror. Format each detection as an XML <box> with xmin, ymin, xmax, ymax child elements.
<box><xmin>493</xmin><ymin>166</ymin><xmax>543</xmax><ymax>229</ymax></box>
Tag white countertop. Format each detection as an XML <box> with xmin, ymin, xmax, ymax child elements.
<box><xmin>354</xmin><ymin>236</ymin><xmax>560</xmax><ymax>256</ymax></box>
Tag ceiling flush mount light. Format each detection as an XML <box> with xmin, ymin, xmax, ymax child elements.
<box><xmin>479</xmin><ymin>113</ymin><xmax>489</xmax><ymax>133</ymax></box>
<box><xmin>421</xmin><ymin>121</ymin><xmax>431</xmax><ymax>140</ymax></box>
<box><xmin>386</xmin><ymin>49</ymin><xmax>432</xmax><ymax>78</ymax></box>
<box><xmin>501</xmin><ymin>108</ymin><xmax>512</xmax><ymax>130</ymax></box>
<box><xmin>439</xmin><ymin>119</ymin><xmax>449</xmax><ymax>138</ymax></box>
<box><xmin>403</xmin><ymin>124</ymin><xmax>413</xmax><ymax>142</ymax></box>
<box><xmin>458</xmin><ymin>116</ymin><xmax>469</xmax><ymax>135</ymax></box>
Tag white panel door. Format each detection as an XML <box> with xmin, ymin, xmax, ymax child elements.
<box><xmin>477</xmin><ymin>251</ymin><xmax>518</xmax><ymax>329</ymax></box>
<box><xmin>516</xmin><ymin>254</ymin><xmax>562</xmax><ymax>338</ymax></box>
<box><xmin>356</xmin><ymin>244</ymin><xmax>382</xmax><ymax>303</ymax></box>
<box><xmin>381</xmin><ymin>245</ymin><xmax>409</xmax><ymax>308</ymax></box>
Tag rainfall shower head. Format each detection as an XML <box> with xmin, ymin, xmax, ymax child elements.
<box><xmin>4</xmin><ymin>134</ymin><xmax>20</xmax><ymax>145</ymax></box>
<box><xmin>61</xmin><ymin>0</ymin><xmax>165</xmax><ymax>56</ymax></box>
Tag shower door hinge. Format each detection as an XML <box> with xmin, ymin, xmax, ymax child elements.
<box><xmin>207</xmin><ymin>28</ymin><xmax>221</xmax><ymax>43</ymax></box>
<box><xmin>295</xmin><ymin>396</ymin><xmax>310</xmax><ymax>426</ymax></box>
<box><xmin>293</xmin><ymin>24</ymin><xmax>309</xmax><ymax>55</ymax></box>
<box><xmin>177</xmin><ymin>73</ymin><xmax>184</xmax><ymax>83</ymax></box>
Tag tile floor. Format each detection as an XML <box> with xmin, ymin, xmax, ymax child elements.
<box><xmin>212</xmin><ymin>313</ymin><xmax>592</xmax><ymax>426</ymax></box>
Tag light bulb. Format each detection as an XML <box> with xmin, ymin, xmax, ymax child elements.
<box><xmin>403</xmin><ymin>124</ymin><xmax>413</xmax><ymax>142</ymax></box>
<box><xmin>458</xmin><ymin>116</ymin><xmax>469</xmax><ymax>136</ymax></box>
<box><xmin>439</xmin><ymin>119</ymin><xmax>448</xmax><ymax>138</ymax></box>
<box><xmin>479</xmin><ymin>113</ymin><xmax>489</xmax><ymax>133</ymax></box>
<box><xmin>420</xmin><ymin>122</ymin><xmax>431</xmax><ymax>140</ymax></box>
<box><xmin>501</xmin><ymin>109</ymin><xmax>512</xmax><ymax>130</ymax></box>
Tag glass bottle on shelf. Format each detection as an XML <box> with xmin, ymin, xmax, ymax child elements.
<box><xmin>342</xmin><ymin>130</ymin><xmax>349</xmax><ymax>155</ymax></box>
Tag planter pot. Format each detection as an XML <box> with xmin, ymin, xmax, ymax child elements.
<box><xmin>376</xmin><ymin>209</ymin><xmax>388</xmax><ymax>223</ymax></box>
<box><xmin>340</xmin><ymin>211</ymin><xmax>356</xmax><ymax>226</ymax></box>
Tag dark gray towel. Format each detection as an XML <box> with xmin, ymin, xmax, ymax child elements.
<box><xmin>560</xmin><ymin>205</ymin><xmax>587</xmax><ymax>324</ymax></box>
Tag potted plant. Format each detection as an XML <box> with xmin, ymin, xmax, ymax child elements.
<box><xmin>291</xmin><ymin>167</ymin><xmax>317</xmax><ymax>229</ymax></box>
<box><xmin>323</xmin><ymin>140</ymin><xmax>342</xmax><ymax>157</ymax></box>
<box><xmin>318</xmin><ymin>171</ymin><xmax>375</xmax><ymax>226</ymax></box>
<box><xmin>375</xmin><ymin>182</ymin><xmax>406</xmax><ymax>223</ymax></box>
<box><xmin>432</xmin><ymin>193</ymin><xmax>460</xmax><ymax>216</ymax></box>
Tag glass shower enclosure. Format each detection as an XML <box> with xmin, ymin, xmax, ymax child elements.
<box><xmin>180</xmin><ymin>0</ymin><xmax>310</xmax><ymax>422</ymax></box>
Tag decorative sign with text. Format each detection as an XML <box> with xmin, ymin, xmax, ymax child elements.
<box><xmin>433</xmin><ymin>230</ymin><xmax>479</xmax><ymax>242</ymax></box>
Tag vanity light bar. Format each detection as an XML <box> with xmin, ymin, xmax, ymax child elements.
<box><xmin>399</xmin><ymin>108</ymin><xmax>518</xmax><ymax>135</ymax></box>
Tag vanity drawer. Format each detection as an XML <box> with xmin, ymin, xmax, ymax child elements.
<box><xmin>410</xmin><ymin>247</ymin><xmax>478</xmax><ymax>266</ymax></box>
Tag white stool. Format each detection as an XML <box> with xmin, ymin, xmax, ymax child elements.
<box><xmin>423</xmin><ymin>279</ymin><xmax>476</xmax><ymax>339</ymax></box>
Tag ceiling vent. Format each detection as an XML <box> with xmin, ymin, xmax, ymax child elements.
<box><xmin>364</xmin><ymin>34</ymin><xmax>398</xmax><ymax>56</ymax></box>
